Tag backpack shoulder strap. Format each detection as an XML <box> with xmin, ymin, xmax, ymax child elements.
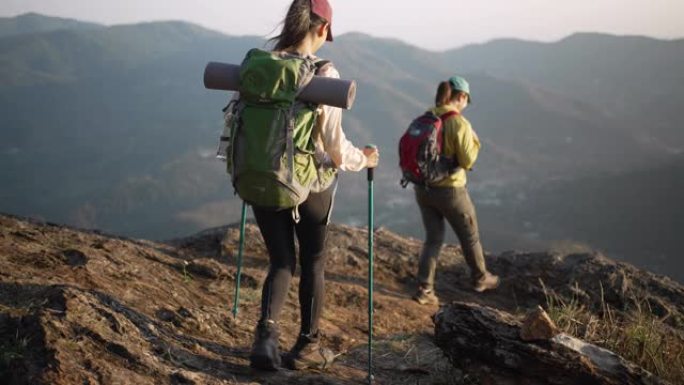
<box><xmin>438</xmin><ymin>110</ymin><xmax>462</xmax><ymax>169</ymax></box>
<box><xmin>314</xmin><ymin>59</ymin><xmax>331</xmax><ymax>69</ymax></box>
<box><xmin>313</xmin><ymin>59</ymin><xmax>332</xmax><ymax>75</ymax></box>
<box><xmin>439</xmin><ymin>110</ymin><xmax>459</xmax><ymax>122</ymax></box>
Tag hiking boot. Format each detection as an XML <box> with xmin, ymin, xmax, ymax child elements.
<box><xmin>282</xmin><ymin>332</ymin><xmax>335</xmax><ymax>370</ymax></box>
<box><xmin>249</xmin><ymin>320</ymin><xmax>281</xmax><ymax>371</ymax></box>
<box><xmin>412</xmin><ymin>286</ymin><xmax>439</xmax><ymax>305</ymax></box>
<box><xmin>473</xmin><ymin>272</ymin><xmax>500</xmax><ymax>293</ymax></box>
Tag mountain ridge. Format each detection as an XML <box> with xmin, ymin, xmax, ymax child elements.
<box><xmin>4</xmin><ymin>14</ymin><xmax>683</xmax><ymax>50</ymax></box>
<box><xmin>1</xmin><ymin>13</ymin><xmax>683</xmax><ymax>284</ymax></box>
<box><xmin>0</xmin><ymin>12</ymin><xmax>103</xmax><ymax>38</ymax></box>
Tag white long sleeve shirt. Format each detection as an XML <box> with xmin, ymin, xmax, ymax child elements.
<box><xmin>312</xmin><ymin>63</ymin><xmax>368</xmax><ymax>172</ymax></box>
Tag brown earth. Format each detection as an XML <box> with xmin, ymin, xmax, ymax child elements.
<box><xmin>0</xmin><ymin>213</ymin><xmax>682</xmax><ymax>384</ymax></box>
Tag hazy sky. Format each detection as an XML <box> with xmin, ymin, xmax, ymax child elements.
<box><xmin>1</xmin><ymin>0</ymin><xmax>683</xmax><ymax>50</ymax></box>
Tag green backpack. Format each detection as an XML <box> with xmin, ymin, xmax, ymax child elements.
<box><xmin>223</xmin><ymin>48</ymin><xmax>326</xmax><ymax>209</ymax></box>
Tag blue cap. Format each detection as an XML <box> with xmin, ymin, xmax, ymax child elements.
<box><xmin>449</xmin><ymin>75</ymin><xmax>471</xmax><ymax>103</ymax></box>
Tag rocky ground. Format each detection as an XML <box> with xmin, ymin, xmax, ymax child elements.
<box><xmin>0</xmin><ymin>214</ymin><xmax>682</xmax><ymax>384</ymax></box>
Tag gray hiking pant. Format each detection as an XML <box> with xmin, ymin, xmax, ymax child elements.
<box><xmin>414</xmin><ymin>185</ymin><xmax>487</xmax><ymax>290</ymax></box>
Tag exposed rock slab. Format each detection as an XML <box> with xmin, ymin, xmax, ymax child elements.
<box><xmin>434</xmin><ymin>302</ymin><xmax>669</xmax><ymax>385</ymax></box>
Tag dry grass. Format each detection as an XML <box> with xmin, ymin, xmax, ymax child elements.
<box><xmin>541</xmin><ymin>280</ymin><xmax>684</xmax><ymax>384</ymax></box>
<box><xmin>0</xmin><ymin>329</ymin><xmax>30</xmax><ymax>372</ymax></box>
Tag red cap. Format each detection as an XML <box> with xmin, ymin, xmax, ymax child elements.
<box><xmin>311</xmin><ymin>0</ymin><xmax>333</xmax><ymax>41</ymax></box>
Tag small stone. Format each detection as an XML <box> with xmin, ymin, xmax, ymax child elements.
<box><xmin>63</xmin><ymin>248</ymin><xmax>88</xmax><ymax>267</ymax></box>
<box><xmin>520</xmin><ymin>306</ymin><xmax>558</xmax><ymax>341</ymax></box>
<box><xmin>170</xmin><ymin>370</ymin><xmax>200</xmax><ymax>385</ymax></box>
<box><xmin>346</xmin><ymin>254</ymin><xmax>362</xmax><ymax>268</ymax></box>
<box><xmin>187</xmin><ymin>260</ymin><xmax>220</xmax><ymax>279</ymax></box>
<box><xmin>156</xmin><ymin>308</ymin><xmax>182</xmax><ymax>326</ymax></box>
<box><xmin>177</xmin><ymin>307</ymin><xmax>193</xmax><ymax>319</ymax></box>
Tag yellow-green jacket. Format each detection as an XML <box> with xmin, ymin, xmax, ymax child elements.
<box><xmin>429</xmin><ymin>105</ymin><xmax>480</xmax><ymax>188</ymax></box>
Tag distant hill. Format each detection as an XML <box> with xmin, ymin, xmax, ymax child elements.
<box><xmin>0</xmin><ymin>12</ymin><xmax>102</xmax><ymax>38</ymax></box>
<box><xmin>0</xmin><ymin>14</ymin><xmax>683</xmax><ymax>281</ymax></box>
<box><xmin>508</xmin><ymin>156</ymin><xmax>684</xmax><ymax>281</ymax></box>
<box><xmin>0</xmin><ymin>19</ymin><xmax>231</xmax><ymax>86</ymax></box>
<box><xmin>0</xmin><ymin>17</ymin><xmax>262</xmax><ymax>238</ymax></box>
<box><xmin>444</xmin><ymin>33</ymin><xmax>684</xmax><ymax>150</ymax></box>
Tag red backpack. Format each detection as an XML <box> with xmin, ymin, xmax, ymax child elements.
<box><xmin>398</xmin><ymin>110</ymin><xmax>459</xmax><ymax>187</ymax></box>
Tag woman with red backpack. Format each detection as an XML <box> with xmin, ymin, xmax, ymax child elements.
<box><xmin>247</xmin><ymin>0</ymin><xmax>379</xmax><ymax>372</ymax></box>
<box><xmin>412</xmin><ymin>76</ymin><xmax>499</xmax><ymax>305</ymax></box>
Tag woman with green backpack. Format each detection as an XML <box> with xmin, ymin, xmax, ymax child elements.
<box><xmin>412</xmin><ymin>77</ymin><xmax>499</xmax><ymax>305</ymax></box>
<box><xmin>245</xmin><ymin>0</ymin><xmax>379</xmax><ymax>371</ymax></box>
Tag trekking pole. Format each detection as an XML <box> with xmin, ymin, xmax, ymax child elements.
<box><xmin>365</xmin><ymin>144</ymin><xmax>377</xmax><ymax>384</ymax></box>
<box><xmin>232</xmin><ymin>201</ymin><xmax>247</xmax><ymax>319</ymax></box>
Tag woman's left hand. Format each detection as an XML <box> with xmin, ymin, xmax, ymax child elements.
<box><xmin>363</xmin><ymin>147</ymin><xmax>379</xmax><ymax>168</ymax></box>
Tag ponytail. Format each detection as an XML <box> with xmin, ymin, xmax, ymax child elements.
<box><xmin>435</xmin><ymin>81</ymin><xmax>466</xmax><ymax>107</ymax></box>
<box><xmin>435</xmin><ymin>81</ymin><xmax>452</xmax><ymax>107</ymax></box>
<box><xmin>270</xmin><ymin>0</ymin><xmax>329</xmax><ymax>51</ymax></box>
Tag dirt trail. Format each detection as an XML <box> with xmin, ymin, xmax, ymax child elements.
<box><xmin>1</xmin><ymin>214</ymin><xmax>681</xmax><ymax>384</ymax></box>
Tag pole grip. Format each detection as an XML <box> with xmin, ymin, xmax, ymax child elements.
<box><xmin>365</xmin><ymin>144</ymin><xmax>377</xmax><ymax>182</ymax></box>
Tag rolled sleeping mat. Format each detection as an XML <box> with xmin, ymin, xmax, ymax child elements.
<box><xmin>203</xmin><ymin>62</ymin><xmax>357</xmax><ymax>110</ymax></box>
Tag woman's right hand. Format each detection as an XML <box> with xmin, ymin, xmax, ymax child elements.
<box><xmin>363</xmin><ymin>146</ymin><xmax>380</xmax><ymax>168</ymax></box>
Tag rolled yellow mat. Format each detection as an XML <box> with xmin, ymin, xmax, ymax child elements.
<box><xmin>203</xmin><ymin>62</ymin><xmax>357</xmax><ymax>110</ymax></box>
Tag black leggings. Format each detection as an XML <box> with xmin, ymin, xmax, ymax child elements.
<box><xmin>252</xmin><ymin>184</ymin><xmax>335</xmax><ymax>335</ymax></box>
